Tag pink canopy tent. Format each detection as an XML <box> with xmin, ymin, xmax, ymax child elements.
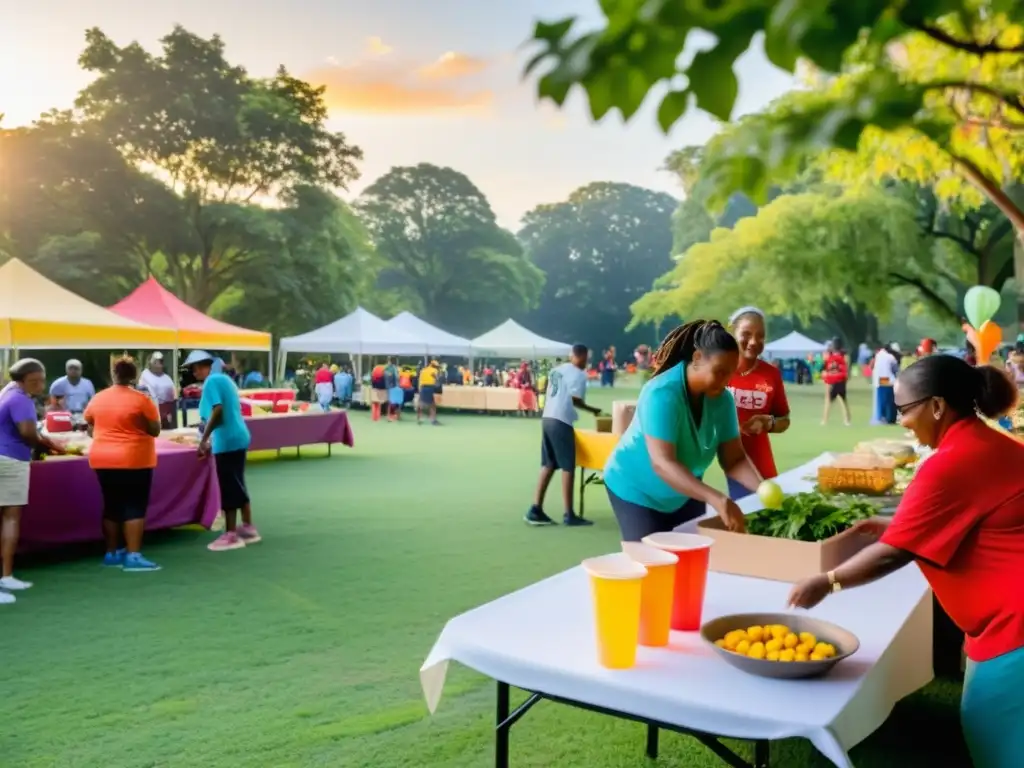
<box><xmin>109</xmin><ymin>277</ymin><xmax>272</xmax><ymax>374</ymax></box>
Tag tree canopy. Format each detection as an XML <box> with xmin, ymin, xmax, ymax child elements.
<box><xmin>631</xmin><ymin>187</ymin><xmax>929</xmax><ymax>345</ymax></box>
<box><xmin>357</xmin><ymin>163</ymin><xmax>544</xmax><ymax>337</ymax></box>
<box><xmin>527</xmin><ymin>1</ymin><xmax>1024</xmax><ymax>320</ymax></box>
<box><xmin>519</xmin><ymin>182</ymin><xmax>677</xmax><ymax>353</ymax></box>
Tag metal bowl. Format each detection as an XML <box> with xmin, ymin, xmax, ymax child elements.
<box><xmin>700</xmin><ymin>613</ymin><xmax>860</xmax><ymax>680</ymax></box>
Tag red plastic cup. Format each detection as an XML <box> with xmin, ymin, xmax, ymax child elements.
<box><xmin>641</xmin><ymin>533</ymin><xmax>714</xmax><ymax>631</ymax></box>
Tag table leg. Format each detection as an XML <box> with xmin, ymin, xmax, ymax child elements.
<box><xmin>496</xmin><ymin>681</ymin><xmax>510</xmax><ymax>768</ymax></box>
<box><xmin>646</xmin><ymin>723</ymin><xmax>659</xmax><ymax>759</ymax></box>
<box><xmin>753</xmin><ymin>740</ymin><xmax>770</xmax><ymax>768</ymax></box>
<box><xmin>328</xmin><ymin>443</ymin><xmax>332</xmax><ymax>457</ymax></box>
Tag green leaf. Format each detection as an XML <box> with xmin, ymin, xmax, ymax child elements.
<box><xmin>689</xmin><ymin>50</ymin><xmax>739</xmax><ymax>121</ymax></box>
<box><xmin>533</xmin><ymin>18</ymin><xmax>575</xmax><ymax>44</ymax></box>
<box><xmin>657</xmin><ymin>90</ymin><xmax>689</xmax><ymax>132</ymax></box>
<box><xmin>538</xmin><ymin>73</ymin><xmax>572</xmax><ymax>105</ymax></box>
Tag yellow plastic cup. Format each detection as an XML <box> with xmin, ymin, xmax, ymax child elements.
<box><xmin>582</xmin><ymin>553</ymin><xmax>647</xmax><ymax>669</ymax></box>
<box><xmin>621</xmin><ymin>542</ymin><xmax>679</xmax><ymax>647</ymax></box>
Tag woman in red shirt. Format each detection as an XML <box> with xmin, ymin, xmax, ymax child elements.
<box><xmin>789</xmin><ymin>355</ymin><xmax>1022</xmax><ymax>767</ymax></box>
<box><xmin>725</xmin><ymin>307</ymin><xmax>791</xmax><ymax>499</ymax></box>
<box><xmin>821</xmin><ymin>337</ymin><xmax>851</xmax><ymax>426</ymax></box>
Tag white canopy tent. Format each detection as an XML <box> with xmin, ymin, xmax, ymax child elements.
<box><xmin>277</xmin><ymin>307</ymin><xmax>428</xmax><ymax>380</ymax></box>
<box><xmin>762</xmin><ymin>331</ymin><xmax>828</xmax><ymax>360</ymax></box>
<box><xmin>471</xmin><ymin>320</ymin><xmax>572</xmax><ymax>359</ymax></box>
<box><xmin>384</xmin><ymin>312</ymin><xmax>473</xmax><ymax>356</ymax></box>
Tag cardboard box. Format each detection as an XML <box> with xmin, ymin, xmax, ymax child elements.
<box><xmin>696</xmin><ymin>516</ymin><xmax>878</xmax><ymax>583</ymax></box>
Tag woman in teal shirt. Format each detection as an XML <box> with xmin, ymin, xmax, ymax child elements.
<box><xmin>604</xmin><ymin>320</ymin><xmax>763</xmax><ymax>541</ymax></box>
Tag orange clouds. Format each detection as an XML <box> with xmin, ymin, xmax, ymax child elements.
<box><xmin>310</xmin><ymin>38</ymin><xmax>494</xmax><ymax>116</ymax></box>
<box><xmin>417</xmin><ymin>51</ymin><xmax>488</xmax><ymax>79</ymax></box>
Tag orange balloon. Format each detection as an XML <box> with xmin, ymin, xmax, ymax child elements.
<box><xmin>975</xmin><ymin>320</ymin><xmax>1002</xmax><ymax>364</ymax></box>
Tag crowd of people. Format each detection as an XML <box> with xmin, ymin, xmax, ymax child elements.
<box><xmin>0</xmin><ymin>350</ymin><xmax>261</xmax><ymax>604</ymax></box>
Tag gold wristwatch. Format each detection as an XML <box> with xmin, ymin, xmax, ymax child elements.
<box><xmin>826</xmin><ymin>570</ymin><xmax>842</xmax><ymax>593</ymax></box>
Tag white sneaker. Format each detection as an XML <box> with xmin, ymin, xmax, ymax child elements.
<box><xmin>0</xmin><ymin>576</ymin><xmax>33</xmax><ymax>591</ymax></box>
<box><xmin>0</xmin><ymin>591</ymin><xmax>15</xmax><ymax>605</ymax></box>
<box><xmin>211</xmin><ymin>511</ymin><xmax>226</xmax><ymax>532</ymax></box>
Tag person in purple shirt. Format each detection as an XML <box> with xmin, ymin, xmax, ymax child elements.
<box><xmin>0</xmin><ymin>359</ymin><xmax>64</xmax><ymax>604</ymax></box>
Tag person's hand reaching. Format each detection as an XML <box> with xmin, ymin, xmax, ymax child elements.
<box><xmin>712</xmin><ymin>495</ymin><xmax>746</xmax><ymax>533</ymax></box>
<box><xmin>788</xmin><ymin>574</ymin><xmax>831</xmax><ymax>609</ymax></box>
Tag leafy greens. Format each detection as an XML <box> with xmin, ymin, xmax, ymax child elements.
<box><xmin>745</xmin><ymin>492</ymin><xmax>877</xmax><ymax>543</ymax></box>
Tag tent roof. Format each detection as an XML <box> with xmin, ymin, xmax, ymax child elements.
<box><xmin>762</xmin><ymin>331</ymin><xmax>827</xmax><ymax>358</ymax></box>
<box><xmin>279</xmin><ymin>307</ymin><xmax>428</xmax><ymax>355</ymax></box>
<box><xmin>471</xmin><ymin>319</ymin><xmax>572</xmax><ymax>358</ymax></box>
<box><xmin>384</xmin><ymin>312</ymin><xmax>472</xmax><ymax>356</ymax></box>
<box><xmin>109</xmin><ymin>277</ymin><xmax>271</xmax><ymax>351</ymax></box>
<box><xmin>0</xmin><ymin>259</ymin><xmax>177</xmax><ymax>349</ymax></box>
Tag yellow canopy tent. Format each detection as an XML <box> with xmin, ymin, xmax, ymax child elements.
<box><xmin>0</xmin><ymin>259</ymin><xmax>177</xmax><ymax>350</ymax></box>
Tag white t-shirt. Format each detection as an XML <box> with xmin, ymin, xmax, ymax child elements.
<box><xmin>139</xmin><ymin>370</ymin><xmax>177</xmax><ymax>403</ymax></box>
<box><xmin>542</xmin><ymin>363</ymin><xmax>588</xmax><ymax>425</ymax></box>
<box><xmin>872</xmin><ymin>350</ymin><xmax>899</xmax><ymax>387</ymax></box>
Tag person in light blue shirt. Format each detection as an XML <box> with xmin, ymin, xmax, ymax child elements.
<box><xmin>185</xmin><ymin>350</ymin><xmax>258</xmax><ymax>553</ymax></box>
<box><xmin>334</xmin><ymin>366</ymin><xmax>354</xmax><ymax>406</ymax></box>
<box><xmin>49</xmin><ymin>359</ymin><xmax>96</xmax><ymax>413</ymax></box>
<box><xmin>604</xmin><ymin>320</ymin><xmax>762</xmax><ymax>541</ymax></box>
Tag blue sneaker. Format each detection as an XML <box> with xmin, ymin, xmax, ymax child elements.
<box><xmin>102</xmin><ymin>549</ymin><xmax>126</xmax><ymax>567</ymax></box>
<box><xmin>122</xmin><ymin>553</ymin><xmax>161</xmax><ymax>572</ymax></box>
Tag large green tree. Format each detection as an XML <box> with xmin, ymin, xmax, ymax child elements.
<box><xmin>519</xmin><ymin>182</ymin><xmax>676</xmax><ymax>352</ymax></box>
<box><xmin>357</xmin><ymin>163</ymin><xmax>544</xmax><ymax>336</ymax></box>
<box><xmin>526</xmin><ymin>1</ymin><xmax>1024</xmax><ymax>320</ymax></box>
<box><xmin>74</xmin><ymin>25</ymin><xmax>363</xmax><ymax>310</ymax></box>
<box><xmin>631</xmin><ymin>188</ymin><xmax>930</xmax><ymax>346</ymax></box>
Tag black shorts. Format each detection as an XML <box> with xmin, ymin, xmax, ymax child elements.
<box><xmin>540</xmin><ymin>418</ymin><xmax>575</xmax><ymax>472</ymax></box>
<box><xmin>96</xmin><ymin>468</ymin><xmax>153</xmax><ymax>523</ymax></box>
<box><xmin>214</xmin><ymin>450</ymin><xmax>250</xmax><ymax>510</ymax></box>
<box><xmin>607</xmin><ymin>488</ymin><xmax>705</xmax><ymax>542</ymax></box>
<box><xmin>828</xmin><ymin>382</ymin><xmax>847</xmax><ymax>401</ymax></box>
<box><xmin>419</xmin><ymin>385</ymin><xmax>435</xmax><ymax>406</ymax></box>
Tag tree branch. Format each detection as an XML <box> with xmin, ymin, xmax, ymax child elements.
<box><xmin>928</xmin><ymin>80</ymin><xmax>1024</xmax><ymax>120</ymax></box>
<box><xmin>910</xmin><ymin>22</ymin><xmax>1024</xmax><ymax>56</ymax></box>
<box><xmin>888</xmin><ymin>271</ymin><xmax>959</xmax><ymax>320</ymax></box>
<box><xmin>951</xmin><ymin>152</ymin><xmax>1024</xmax><ymax>237</ymax></box>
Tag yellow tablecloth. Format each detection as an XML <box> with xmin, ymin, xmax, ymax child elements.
<box><xmin>574</xmin><ymin>429</ymin><xmax>619</xmax><ymax>471</ymax></box>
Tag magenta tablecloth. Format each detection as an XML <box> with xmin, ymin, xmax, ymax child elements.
<box><xmin>19</xmin><ymin>442</ymin><xmax>221</xmax><ymax>553</ymax></box>
<box><xmin>245</xmin><ymin>411</ymin><xmax>354</xmax><ymax>452</ymax></box>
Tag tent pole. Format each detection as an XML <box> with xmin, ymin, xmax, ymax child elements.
<box><xmin>268</xmin><ymin>335</ymin><xmax>274</xmax><ymax>385</ymax></box>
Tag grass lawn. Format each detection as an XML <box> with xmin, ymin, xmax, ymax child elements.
<box><xmin>1</xmin><ymin>378</ymin><xmax>969</xmax><ymax>767</ymax></box>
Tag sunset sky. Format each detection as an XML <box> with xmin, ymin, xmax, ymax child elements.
<box><xmin>1</xmin><ymin>0</ymin><xmax>797</xmax><ymax>227</ymax></box>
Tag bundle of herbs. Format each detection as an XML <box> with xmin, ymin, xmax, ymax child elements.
<box><xmin>746</xmin><ymin>492</ymin><xmax>878</xmax><ymax>543</ymax></box>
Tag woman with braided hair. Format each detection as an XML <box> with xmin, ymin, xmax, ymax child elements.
<box><xmin>603</xmin><ymin>320</ymin><xmax>762</xmax><ymax>541</ymax></box>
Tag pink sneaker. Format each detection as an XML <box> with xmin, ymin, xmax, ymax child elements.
<box><xmin>207</xmin><ymin>532</ymin><xmax>246</xmax><ymax>552</ymax></box>
<box><xmin>237</xmin><ymin>524</ymin><xmax>262</xmax><ymax>544</ymax></box>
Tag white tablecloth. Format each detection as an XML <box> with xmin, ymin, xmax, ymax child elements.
<box><xmin>420</xmin><ymin>455</ymin><xmax>934</xmax><ymax>768</ymax></box>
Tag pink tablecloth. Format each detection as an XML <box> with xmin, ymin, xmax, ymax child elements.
<box><xmin>246</xmin><ymin>411</ymin><xmax>354</xmax><ymax>452</ymax></box>
<box><xmin>19</xmin><ymin>441</ymin><xmax>221</xmax><ymax>553</ymax></box>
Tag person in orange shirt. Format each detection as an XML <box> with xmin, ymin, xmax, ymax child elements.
<box><xmin>84</xmin><ymin>357</ymin><xmax>162</xmax><ymax>572</ymax></box>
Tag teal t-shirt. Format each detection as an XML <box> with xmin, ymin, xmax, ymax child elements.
<box><xmin>199</xmin><ymin>373</ymin><xmax>251</xmax><ymax>455</ymax></box>
<box><xmin>603</xmin><ymin>362</ymin><xmax>740</xmax><ymax>512</ymax></box>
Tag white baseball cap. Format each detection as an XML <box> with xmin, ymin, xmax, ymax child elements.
<box><xmin>66</xmin><ymin>359</ymin><xmax>82</xmax><ymax>370</ymax></box>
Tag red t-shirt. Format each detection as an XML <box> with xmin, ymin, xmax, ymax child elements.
<box><xmin>822</xmin><ymin>352</ymin><xmax>848</xmax><ymax>385</ymax></box>
<box><xmin>726</xmin><ymin>361</ymin><xmax>790</xmax><ymax>479</ymax></box>
<box><xmin>881</xmin><ymin>418</ymin><xmax>1024</xmax><ymax>662</ymax></box>
<box><xmin>314</xmin><ymin>368</ymin><xmax>333</xmax><ymax>385</ymax></box>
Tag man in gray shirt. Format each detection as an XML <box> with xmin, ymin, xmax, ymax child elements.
<box><xmin>525</xmin><ymin>344</ymin><xmax>602</xmax><ymax>527</ymax></box>
<box><xmin>49</xmin><ymin>359</ymin><xmax>96</xmax><ymax>414</ymax></box>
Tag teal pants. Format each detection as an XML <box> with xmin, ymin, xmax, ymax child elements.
<box><xmin>962</xmin><ymin>645</ymin><xmax>1024</xmax><ymax>767</ymax></box>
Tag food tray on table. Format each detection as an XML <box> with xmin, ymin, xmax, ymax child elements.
<box><xmin>701</xmin><ymin>612</ymin><xmax>859</xmax><ymax>679</ymax></box>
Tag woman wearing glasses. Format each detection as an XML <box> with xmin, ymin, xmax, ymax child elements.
<box><xmin>789</xmin><ymin>355</ymin><xmax>1022</xmax><ymax>767</ymax></box>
